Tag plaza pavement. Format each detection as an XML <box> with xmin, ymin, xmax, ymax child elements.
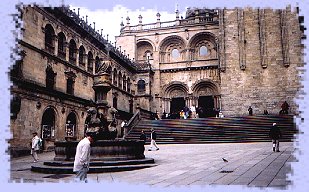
<box><xmin>9</xmin><ymin>142</ymin><xmax>295</xmax><ymax>189</ymax></box>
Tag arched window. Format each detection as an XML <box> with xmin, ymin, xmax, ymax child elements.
<box><xmin>127</xmin><ymin>77</ymin><xmax>131</xmax><ymax>93</ymax></box>
<box><xmin>113</xmin><ymin>69</ymin><xmax>117</xmax><ymax>85</ymax></box>
<box><xmin>199</xmin><ymin>45</ymin><xmax>208</xmax><ymax>56</ymax></box>
<box><xmin>57</xmin><ymin>32</ymin><xmax>66</xmax><ymax>59</ymax></box>
<box><xmin>46</xmin><ymin>66</ymin><xmax>56</xmax><ymax>90</ymax></box>
<box><xmin>41</xmin><ymin>108</ymin><xmax>56</xmax><ymax>139</ymax></box>
<box><xmin>69</xmin><ymin>39</ymin><xmax>77</xmax><ymax>64</ymax></box>
<box><xmin>87</xmin><ymin>52</ymin><xmax>93</xmax><ymax>73</ymax></box>
<box><xmin>66</xmin><ymin>112</ymin><xmax>77</xmax><ymax>137</ymax></box>
<box><xmin>118</xmin><ymin>72</ymin><xmax>122</xmax><ymax>88</ymax></box>
<box><xmin>45</xmin><ymin>24</ymin><xmax>55</xmax><ymax>54</ymax></box>
<box><xmin>137</xmin><ymin>79</ymin><xmax>146</xmax><ymax>93</ymax></box>
<box><xmin>95</xmin><ymin>56</ymin><xmax>100</xmax><ymax>73</ymax></box>
<box><xmin>79</xmin><ymin>46</ymin><xmax>86</xmax><ymax>68</ymax></box>
<box><xmin>123</xmin><ymin>75</ymin><xmax>126</xmax><ymax>91</ymax></box>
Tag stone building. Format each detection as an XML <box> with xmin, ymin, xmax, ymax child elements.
<box><xmin>116</xmin><ymin>7</ymin><xmax>304</xmax><ymax>117</ymax></box>
<box><xmin>11</xmin><ymin>6</ymin><xmax>140</xmax><ymax>156</ymax></box>
<box><xmin>10</xmin><ymin>6</ymin><xmax>304</xmax><ymax>156</ymax></box>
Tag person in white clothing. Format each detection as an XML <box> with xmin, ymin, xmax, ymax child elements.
<box><xmin>31</xmin><ymin>132</ymin><xmax>40</xmax><ymax>162</ymax></box>
<box><xmin>190</xmin><ymin>105</ymin><xmax>197</xmax><ymax>118</ymax></box>
<box><xmin>148</xmin><ymin>128</ymin><xmax>159</xmax><ymax>151</ymax></box>
<box><xmin>73</xmin><ymin>132</ymin><xmax>94</xmax><ymax>182</ymax></box>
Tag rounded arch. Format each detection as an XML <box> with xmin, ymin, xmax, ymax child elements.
<box><xmin>136</xmin><ymin>40</ymin><xmax>154</xmax><ymax>62</ymax></box>
<box><xmin>127</xmin><ymin>77</ymin><xmax>131</xmax><ymax>92</ymax></box>
<box><xmin>163</xmin><ymin>81</ymin><xmax>189</xmax><ymax>98</ymax></box>
<box><xmin>191</xmin><ymin>79</ymin><xmax>221</xmax><ymax>118</ymax></box>
<box><xmin>159</xmin><ymin>35</ymin><xmax>186</xmax><ymax>51</ymax></box>
<box><xmin>137</xmin><ymin>79</ymin><xmax>146</xmax><ymax>93</ymax></box>
<box><xmin>136</xmin><ymin>38</ymin><xmax>155</xmax><ymax>48</ymax></box>
<box><xmin>188</xmin><ymin>32</ymin><xmax>218</xmax><ymax>60</ymax></box>
<box><xmin>65</xmin><ymin>111</ymin><xmax>78</xmax><ymax>137</ymax></box>
<box><xmin>57</xmin><ymin>32</ymin><xmax>66</xmax><ymax>59</ymax></box>
<box><xmin>159</xmin><ymin>35</ymin><xmax>186</xmax><ymax>63</ymax></box>
<box><xmin>44</xmin><ymin>24</ymin><xmax>55</xmax><ymax>53</ymax></box>
<box><xmin>78</xmin><ymin>45</ymin><xmax>86</xmax><ymax>67</ymax></box>
<box><xmin>41</xmin><ymin>106</ymin><xmax>58</xmax><ymax>139</ymax></box>
<box><xmin>192</xmin><ymin>79</ymin><xmax>220</xmax><ymax>97</ymax></box>
<box><xmin>188</xmin><ymin>32</ymin><xmax>217</xmax><ymax>47</ymax></box>
<box><xmin>69</xmin><ymin>39</ymin><xmax>77</xmax><ymax>64</ymax></box>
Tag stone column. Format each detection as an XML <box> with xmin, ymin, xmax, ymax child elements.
<box><xmin>65</xmin><ymin>42</ymin><xmax>69</xmax><ymax>62</ymax></box>
<box><xmin>76</xmin><ymin>49</ymin><xmax>79</xmax><ymax>66</ymax></box>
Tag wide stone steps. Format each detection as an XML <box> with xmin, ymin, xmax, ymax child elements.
<box><xmin>126</xmin><ymin>115</ymin><xmax>297</xmax><ymax>144</ymax></box>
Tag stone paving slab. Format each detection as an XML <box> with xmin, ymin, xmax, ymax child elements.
<box><xmin>9</xmin><ymin>142</ymin><xmax>295</xmax><ymax>188</ymax></box>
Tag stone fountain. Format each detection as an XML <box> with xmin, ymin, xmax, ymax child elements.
<box><xmin>31</xmin><ymin>62</ymin><xmax>155</xmax><ymax>174</ymax></box>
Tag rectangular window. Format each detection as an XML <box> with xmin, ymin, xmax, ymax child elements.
<box><xmin>67</xmin><ymin>78</ymin><xmax>74</xmax><ymax>95</ymax></box>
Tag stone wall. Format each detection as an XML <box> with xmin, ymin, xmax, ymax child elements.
<box><xmin>220</xmin><ymin>8</ymin><xmax>302</xmax><ymax>116</ymax></box>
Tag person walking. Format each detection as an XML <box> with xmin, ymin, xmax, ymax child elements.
<box><xmin>269</xmin><ymin>123</ymin><xmax>282</xmax><ymax>152</ymax></box>
<box><xmin>248</xmin><ymin>106</ymin><xmax>253</xmax><ymax>116</ymax></box>
<box><xmin>31</xmin><ymin>132</ymin><xmax>40</xmax><ymax>162</ymax></box>
<box><xmin>139</xmin><ymin>130</ymin><xmax>147</xmax><ymax>144</ymax></box>
<box><xmin>73</xmin><ymin>132</ymin><xmax>95</xmax><ymax>183</ymax></box>
<box><xmin>148</xmin><ymin>128</ymin><xmax>159</xmax><ymax>151</ymax></box>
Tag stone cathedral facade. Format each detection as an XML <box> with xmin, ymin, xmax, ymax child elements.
<box><xmin>10</xmin><ymin>6</ymin><xmax>303</xmax><ymax>156</ymax></box>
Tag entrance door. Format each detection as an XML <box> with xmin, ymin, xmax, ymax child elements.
<box><xmin>170</xmin><ymin>97</ymin><xmax>185</xmax><ymax>115</ymax></box>
<box><xmin>198</xmin><ymin>96</ymin><xmax>215</xmax><ymax>117</ymax></box>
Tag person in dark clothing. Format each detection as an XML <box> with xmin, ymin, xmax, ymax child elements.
<box><xmin>248</xmin><ymin>106</ymin><xmax>253</xmax><ymax>116</ymax></box>
<box><xmin>263</xmin><ymin>109</ymin><xmax>269</xmax><ymax>115</ymax></box>
<box><xmin>280</xmin><ymin>101</ymin><xmax>290</xmax><ymax>114</ymax></box>
<box><xmin>139</xmin><ymin>130</ymin><xmax>147</xmax><ymax>143</ymax></box>
<box><xmin>269</xmin><ymin>123</ymin><xmax>282</xmax><ymax>152</ymax></box>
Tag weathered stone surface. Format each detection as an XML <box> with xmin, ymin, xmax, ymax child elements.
<box><xmin>10</xmin><ymin>6</ymin><xmax>302</xmax><ymax>156</ymax></box>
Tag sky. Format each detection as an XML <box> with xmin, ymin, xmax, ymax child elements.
<box><xmin>69</xmin><ymin>3</ymin><xmax>185</xmax><ymax>43</ymax></box>
<box><xmin>0</xmin><ymin>0</ymin><xmax>309</xmax><ymax>192</ymax></box>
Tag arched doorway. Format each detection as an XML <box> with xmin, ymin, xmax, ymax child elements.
<box><xmin>162</xmin><ymin>82</ymin><xmax>189</xmax><ymax>116</ymax></box>
<box><xmin>192</xmin><ymin>80</ymin><xmax>220</xmax><ymax>118</ymax></box>
<box><xmin>171</xmin><ymin>97</ymin><xmax>185</xmax><ymax>114</ymax></box>
<box><xmin>66</xmin><ymin>112</ymin><xmax>77</xmax><ymax>138</ymax></box>
<box><xmin>41</xmin><ymin>107</ymin><xmax>56</xmax><ymax>139</ymax></box>
<box><xmin>198</xmin><ymin>96</ymin><xmax>215</xmax><ymax>117</ymax></box>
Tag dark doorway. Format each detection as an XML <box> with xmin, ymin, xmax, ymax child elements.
<box><xmin>198</xmin><ymin>96</ymin><xmax>215</xmax><ymax>117</ymax></box>
<box><xmin>170</xmin><ymin>97</ymin><xmax>185</xmax><ymax>115</ymax></box>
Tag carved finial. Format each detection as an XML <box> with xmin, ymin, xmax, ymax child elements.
<box><xmin>120</xmin><ymin>17</ymin><xmax>124</xmax><ymax>27</ymax></box>
<box><xmin>93</xmin><ymin>22</ymin><xmax>96</xmax><ymax>30</ymax></box>
<box><xmin>86</xmin><ymin>15</ymin><xmax>88</xmax><ymax>24</ymax></box>
<box><xmin>77</xmin><ymin>8</ymin><xmax>80</xmax><ymax>16</ymax></box>
<box><xmin>126</xmin><ymin>16</ymin><xmax>130</xmax><ymax>25</ymax></box>
<box><xmin>156</xmin><ymin>12</ymin><xmax>161</xmax><ymax>22</ymax></box>
<box><xmin>138</xmin><ymin>14</ymin><xmax>143</xmax><ymax>24</ymax></box>
<box><xmin>101</xmin><ymin>29</ymin><xmax>103</xmax><ymax>36</ymax></box>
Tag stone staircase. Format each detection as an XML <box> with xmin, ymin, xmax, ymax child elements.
<box><xmin>125</xmin><ymin>115</ymin><xmax>297</xmax><ymax>144</ymax></box>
